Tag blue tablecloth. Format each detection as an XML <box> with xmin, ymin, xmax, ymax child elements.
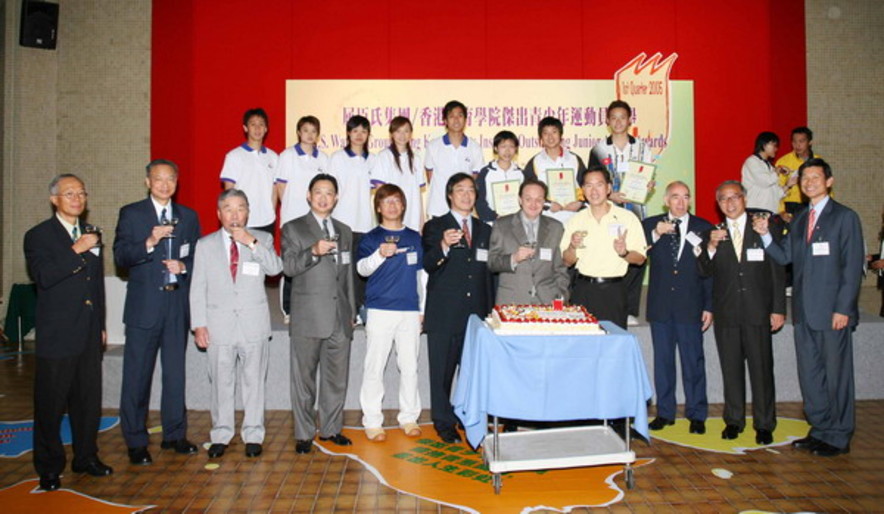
<box><xmin>453</xmin><ymin>315</ymin><xmax>653</xmax><ymax>449</ymax></box>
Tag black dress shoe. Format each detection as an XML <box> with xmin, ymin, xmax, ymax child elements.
<box><xmin>72</xmin><ymin>458</ymin><xmax>113</xmax><ymax>476</ymax></box>
<box><xmin>128</xmin><ymin>446</ymin><xmax>152</xmax><ymax>465</ymax></box>
<box><xmin>436</xmin><ymin>428</ymin><xmax>462</xmax><ymax>444</ymax></box>
<box><xmin>39</xmin><ymin>473</ymin><xmax>61</xmax><ymax>491</ymax></box>
<box><xmin>688</xmin><ymin>419</ymin><xmax>706</xmax><ymax>434</ymax></box>
<box><xmin>812</xmin><ymin>441</ymin><xmax>849</xmax><ymax>457</ymax></box>
<box><xmin>207</xmin><ymin>443</ymin><xmax>227</xmax><ymax>458</ymax></box>
<box><xmin>791</xmin><ymin>436</ymin><xmax>821</xmax><ymax>450</ymax></box>
<box><xmin>161</xmin><ymin>439</ymin><xmax>198</xmax><ymax>454</ymax></box>
<box><xmin>318</xmin><ymin>433</ymin><xmax>352</xmax><ymax>446</ymax></box>
<box><xmin>721</xmin><ymin>424</ymin><xmax>742</xmax><ymax>440</ymax></box>
<box><xmin>502</xmin><ymin>423</ymin><xmax>518</xmax><ymax>433</ymax></box>
<box><xmin>755</xmin><ymin>429</ymin><xmax>773</xmax><ymax>445</ymax></box>
<box><xmin>295</xmin><ymin>439</ymin><xmax>313</xmax><ymax>454</ymax></box>
<box><xmin>245</xmin><ymin>443</ymin><xmax>262</xmax><ymax>457</ymax></box>
<box><xmin>648</xmin><ymin>417</ymin><xmax>675</xmax><ymax>431</ymax></box>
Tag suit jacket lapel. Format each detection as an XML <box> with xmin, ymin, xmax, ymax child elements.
<box><xmin>510</xmin><ymin>214</ymin><xmax>529</xmax><ymax>245</ymax></box>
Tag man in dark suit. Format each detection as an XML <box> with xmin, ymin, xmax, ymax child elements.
<box><xmin>698</xmin><ymin>180</ymin><xmax>785</xmax><ymax>445</ymax></box>
<box><xmin>114</xmin><ymin>159</ymin><xmax>201</xmax><ymax>464</ymax></box>
<box><xmin>753</xmin><ymin>158</ymin><xmax>864</xmax><ymax>457</ymax></box>
<box><xmin>282</xmin><ymin>174</ymin><xmax>355</xmax><ymax>454</ymax></box>
<box><xmin>642</xmin><ymin>181</ymin><xmax>714</xmax><ymax>435</ymax></box>
<box><xmin>423</xmin><ymin>173</ymin><xmax>493</xmax><ymax>443</ymax></box>
<box><xmin>24</xmin><ymin>174</ymin><xmax>112</xmax><ymax>491</ymax></box>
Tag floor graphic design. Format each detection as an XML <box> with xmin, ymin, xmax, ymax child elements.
<box><xmin>316</xmin><ymin>425</ymin><xmax>653</xmax><ymax>513</ymax></box>
<box><xmin>649</xmin><ymin>417</ymin><xmax>811</xmax><ymax>455</ymax></box>
<box><xmin>0</xmin><ymin>479</ymin><xmax>153</xmax><ymax>513</ymax></box>
<box><xmin>1</xmin><ymin>416</ymin><xmax>120</xmax><ymax>458</ymax></box>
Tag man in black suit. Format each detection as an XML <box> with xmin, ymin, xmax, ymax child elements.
<box><xmin>753</xmin><ymin>159</ymin><xmax>864</xmax><ymax>457</ymax></box>
<box><xmin>24</xmin><ymin>174</ymin><xmax>113</xmax><ymax>491</ymax></box>
<box><xmin>114</xmin><ymin>159</ymin><xmax>201</xmax><ymax>464</ymax></box>
<box><xmin>642</xmin><ymin>181</ymin><xmax>714</xmax><ymax>435</ymax></box>
<box><xmin>698</xmin><ymin>181</ymin><xmax>785</xmax><ymax>445</ymax></box>
<box><xmin>423</xmin><ymin>173</ymin><xmax>493</xmax><ymax>443</ymax></box>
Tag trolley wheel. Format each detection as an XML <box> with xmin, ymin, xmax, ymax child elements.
<box><xmin>625</xmin><ymin>468</ymin><xmax>635</xmax><ymax>489</ymax></box>
<box><xmin>493</xmin><ymin>473</ymin><xmax>502</xmax><ymax>494</ymax></box>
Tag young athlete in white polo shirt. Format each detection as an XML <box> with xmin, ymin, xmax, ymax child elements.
<box><xmin>475</xmin><ymin>130</ymin><xmax>524</xmax><ymax>223</ymax></box>
<box><xmin>524</xmin><ymin>116</ymin><xmax>587</xmax><ymax>224</ymax></box>
<box><xmin>371</xmin><ymin>116</ymin><xmax>426</xmax><ymax>232</ymax></box>
<box><xmin>219</xmin><ymin>108</ymin><xmax>279</xmax><ymax>234</ymax></box>
<box><xmin>424</xmin><ymin>100</ymin><xmax>485</xmax><ymax>218</ymax></box>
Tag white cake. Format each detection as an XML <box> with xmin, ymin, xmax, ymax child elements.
<box><xmin>487</xmin><ymin>304</ymin><xmax>605</xmax><ymax>335</ymax></box>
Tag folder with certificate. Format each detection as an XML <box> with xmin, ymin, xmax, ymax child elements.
<box><xmin>621</xmin><ymin>161</ymin><xmax>656</xmax><ymax>205</ymax></box>
<box><xmin>545</xmin><ymin>168</ymin><xmax>577</xmax><ymax>205</ymax></box>
<box><xmin>490</xmin><ymin>180</ymin><xmax>521</xmax><ymax>216</ymax></box>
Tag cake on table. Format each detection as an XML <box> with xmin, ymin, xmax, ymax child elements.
<box><xmin>487</xmin><ymin>304</ymin><xmax>605</xmax><ymax>335</ymax></box>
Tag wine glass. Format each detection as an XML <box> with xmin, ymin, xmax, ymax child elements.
<box><xmin>522</xmin><ymin>240</ymin><xmax>537</xmax><ymax>260</ymax></box>
<box><xmin>325</xmin><ymin>233</ymin><xmax>340</xmax><ymax>254</ymax></box>
<box><xmin>715</xmin><ymin>222</ymin><xmax>730</xmax><ymax>241</ymax></box>
<box><xmin>451</xmin><ymin>229</ymin><xmax>467</xmax><ymax>249</ymax></box>
<box><xmin>385</xmin><ymin>234</ymin><xmax>400</xmax><ymax>245</ymax></box>
<box><xmin>161</xmin><ymin>217</ymin><xmax>180</xmax><ymax>238</ymax></box>
<box><xmin>574</xmin><ymin>230</ymin><xmax>588</xmax><ymax>249</ymax></box>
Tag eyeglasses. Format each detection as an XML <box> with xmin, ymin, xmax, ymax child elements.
<box><xmin>57</xmin><ymin>191</ymin><xmax>88</xmax><ymax>200</ymax></box>
<box><xmin>717</xmin><ymin>194</ymin><xmax>743</xmax><ymax>203</ymax></box>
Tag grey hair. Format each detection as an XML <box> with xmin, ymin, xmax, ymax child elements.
<box><xmin>664</xmin><ymin>180</ymin><xmax>691</xmax><ymax>196</ymax></box>
<box><xmin>145</xmin><ymin>158</ymin><xmax>179</xmax><ymax>177</ymax></box>
<box><xmin>715</xmin><ymin>180</ymin><xmax>746</xmax><ymax>199</ymax></box>
<box><xmin>49</xmin><ymin>173</ymin><xmax>84</xmax><ymax>195</ymax></box>
<box><xmin>217</xmin><ymin>188</ymin><xmax>250</xmax><ymax>207</ymax></box>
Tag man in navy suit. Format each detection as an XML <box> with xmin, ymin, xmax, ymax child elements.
<box><xmin>642</xmin><ymin>181</ymin><xmax>714</xmax><ymax>435</ymax></box>
<box><xmin>24</xmin><ymin>174</ymin><xmax>112</xmax><ymax>491</ymax></box>
<box><xmin>423</xmin><ymin>173</ymin><xmax>494</xmax><ymax>443</ymax></box>
<box><xmin>114</xmin><ymin>159</ymin><xmax>201</xmax><ymax>464</ymax></box>
<box><xmin>753</xmin><ymin>158</ymin><xmax>864</xmax><ymax>457</ymax></box>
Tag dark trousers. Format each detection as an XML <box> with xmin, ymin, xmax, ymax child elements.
<box><xmin>120</xmin><ymin>299</ymin><xmax>188</xmax><ymax>448</ymax></box>
<box><xmin>426</xmin><ymin>330</ymin><xmax>466</xmax><ymax>431</ymax></box>
<box><xmin>714</xmin><ymin>324</ymin><xmax>776</xmax><ymax>431</ymax></box>
<box><xmin>571</xmin><ymin>277</ymin><xmax>627</xmax><ymax>329</ymax></box>
<box><xmin>352</xmin><ymin>232</ymin><xmax>367</xmax><ymax>317</ymax></box>
<box><xmin>650</xmin><ymin>320</ymin><xmax>708</xmax><ymax>421</ymax></box>
<box><xmin>34</xmin><ymin>337</ymin><xmax>102</xmax><ymax>476</ymax></box>
<box><xmin>625</xmin><ymin>261</ymin><xmax>646</xmax><ymax>318</ymax></box>
<box><xmin>795</xmin><ymin>322</ymin><xmax>855</xmax><ymax>449</ymax></box>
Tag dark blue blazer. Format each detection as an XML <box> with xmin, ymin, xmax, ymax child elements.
<box><xmin>763</xmin><ymin>199</ymin><xmax>864</xmax><ymax>330</ymax></box>
<box><xmin>113</xmin><ymin>197</ymin><xmax>200</xmax><ymax>330</ymax></box>
<box><xmin>642</xmin><ymin>214</ymin><xmax>713</xmax><ymax>324</ymax></box>
<box><xmin>24</xmin><ymin>217</ymin><xmax>105</xmax><ymax>359</ymax></box>
<box><xmin>422</xmin><ymin>212</ymin><xmax>494</xmax><ymax>334</ymax></box>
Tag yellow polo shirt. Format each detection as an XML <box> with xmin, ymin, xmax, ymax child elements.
<box><xmin>560</xmin><ymin>202</ymin><xmax>647</xmax><ymax>278</ymax></box>
<box><xmin>774</xmin><ymin>152</ymin><xmax>821</xmax><ymax>210</ymax></box>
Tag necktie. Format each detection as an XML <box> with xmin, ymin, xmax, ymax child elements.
<box><xmin>670</xmin><ymin>218</ymin><xmax>681</xmax><ymax>264</ymax></box>
<box><xmin>229</xmin><ymin>237</ymin><xmax>239</xmax><ymax>282</ymax></box>
<box><xmin>731</xmin><ymin>222</ymin><xmax>743</xmax><ymax>262</ymax></box>
<box><xmin>462</xmin><ymin>218</ymin><xmax>472</xmax><ymax>247</ymax></box>
<box><xmin>322</xmin><ymin>218</ymin><xmax>331</xmax><ymax>240</ymax></box>
<box><xmin>160</xmin><ymin>207</ymin><xmax>167</xmax><ymax>225</ymax></box>
<box><xmin>71</xmin><ymin>225</ymin><xmax>79</xmax><ymax>242</ymax></box>
<box><xmin>806</xmin><ymin>208</ymin><xmax>816</xmax><ymax>243</ymax></box>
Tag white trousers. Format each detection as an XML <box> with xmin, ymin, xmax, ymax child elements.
<box><xmin>360</xmin><ymin>309</ymin><xmax>422</xmax><ymax>428</ymax></box>
<box><xmin>206</xmin><ymin>338</ymin><xmax>269</xmax><ymax>444</ymax></box>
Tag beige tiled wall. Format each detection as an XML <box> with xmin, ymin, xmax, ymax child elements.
<box><xmin>806</xmin><ymin>0</ymin><xmax>884</xmax><ymax>282</ymax></box>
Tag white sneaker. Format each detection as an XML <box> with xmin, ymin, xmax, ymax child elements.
<box><xmin>786</xmin><ymin>286</ymin><xmax>793</xmax><ymax>297</ymax></box>
<box><xmin>283</xmin><ymin>314</ymin><xmax>290</xmax><ymax>325</ymax></box>
<box><xmin>627</xmin><ymin>315</ymin><xmax>639</xmax><ymax>327</ymax></box>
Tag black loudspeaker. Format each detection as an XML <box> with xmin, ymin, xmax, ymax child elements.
<box><xmin>20</xmin><ymin>1</ymin><xmax>59</xmax><ymax>50</ymax></box>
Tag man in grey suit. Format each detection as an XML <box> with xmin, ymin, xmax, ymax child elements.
<box><xmin>190</xmin><ymin>189</ymin><xmax>283</xmax><ymax>459</ymax></box>
<box><xmin>489</xmin><ymin>178</ymin><xmax>569</xmax><ymax>304</ymax></box>
<box><xmin>282</xmin><ymin>174</ymin><xmax>355</xmax><ymax>454</ymax></box>
<box><xmin>753</xmin><ymin>158</ymin><xmax>864</xmax><ymax>457</ymax></box>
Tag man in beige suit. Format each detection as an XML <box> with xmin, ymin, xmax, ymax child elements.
<box><xmin>489</xmin><ymin>179</ymin><xmax>570</xmax><ymax>304</ymax></box>
<box><xmin>282</xmin><ymin>174</ymin><xmax>355</xmax><ymax>454</ymax></box>
<box><xmin>190</xmin><ymin>189</ymin><xmax>283</xmax><ymax>459</ymax></box>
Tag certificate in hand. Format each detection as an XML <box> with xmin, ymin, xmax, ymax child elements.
<box><xmin>621</xmin><ymin>161</ymin><xmax>656</xmax><ymax>205</ymax></box>
<box><xmin>490</xmin><ymin>180</ymin><xmax>521</xmax><ymax>216</ymax></box>
<box><xmin>545</xmin><ymin>168</ymin><xmax>577</xmax><ymax>205</ymax></box>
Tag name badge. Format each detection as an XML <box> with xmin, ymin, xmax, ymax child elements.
<box><xmin>746</xmin><ymin>248</ymin><xmax>765</xmax><ymax>262</ymax></box>
<box><xmin>685</xmin><ymin>231</ymin><xmax>702</xmax><ymax>247</ymax></box>
<box><xmin>812</xmin><ymin>242</ymin><xmax>830</xmax><ymax>256</ymax></box>
<box><xmin>242</xmin><ymin>261</ymin><xmax>260</xmax><ymax>276</ymax></box>
<box><xmin>539</xmin><ymin>248</ymin><xmax>552</xmax><ymax>261</ymax></box>
<box><xmin>607</xmin><ymin>223</ymin><xmax>625</xmax><ymax>237</ymax></box>
<box><xmin>90</xmin><ymin>247</ymin><xmax>101</xmax><ymax>257</ymax></box>
<box><xmin>476</xmin><ymin>248</ymin><xmax>488</xmax><ymax>262</ymax></box>
<box><xmin>406</xmin><ymin>251</ymin><xmax>418</xmax><ymax>265</ymax></box>
<box><xmin>341</xmin><ymin>251</ymin><xmax>351</xmax><ymax>265</ymax></box>
<box><xmin>179</xmin><ymin>243</ymin><xmax>190</xmax><ymax>258</ymax></box>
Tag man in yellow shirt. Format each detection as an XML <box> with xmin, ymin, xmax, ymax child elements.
<box><xmin>775</xmin><ymin>127</ymin><xmax>820</xmax><ymax>219</ymax></box>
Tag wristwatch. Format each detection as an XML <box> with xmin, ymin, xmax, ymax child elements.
<box><xmin>247</xmin><ymin>239</ymin><xmax>258</xmax><ymax>251</ymax></box>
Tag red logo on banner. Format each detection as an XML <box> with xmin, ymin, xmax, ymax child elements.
<box><xmin>615</xmin><ymin>52</ymin><xmax>679</xmax><ymax>159</ymax></box>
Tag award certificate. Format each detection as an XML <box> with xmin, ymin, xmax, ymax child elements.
<box><xmin>545</xmin><ymin>168</ymin><xmax>577</xmax><ymax>205</ymax></box>
<box><xmin>622</xmin><ymin>161</ymin><xmax>656</xmax><ymax>204</ymax></box>
<box><xmin>490</xmin><ymin>180</ymin><xmax>521</xmax><ymax>216</ymax></box>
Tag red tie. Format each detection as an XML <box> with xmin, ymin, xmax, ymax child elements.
<box><xmin>462</xmin><ymin>218</ymin><xmax>472</xmax><ymax>247</ymax></box>
<box><xmin>806</xmin><ymin>209</ymin><xmax>816</xmax><ymax>243</ymax></box>
<box><xmin>229</xmin><ymin>237</ymin><xmax>239</xmax><ymax>282</ymax></box>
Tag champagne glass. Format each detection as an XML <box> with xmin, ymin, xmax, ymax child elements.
<box><xmin>575</xmin><ymin>230</ymin><xmax>588</xmax><ymax>249</ymax></box>
<box><xmin>522</xmin><ymin>240</ymin><xmax>537</xmax><ymax>260</ymax></box>
<box><xmin>161</xmin><ymin>216</ymin><xmax>180</xmax><ymax>238</ymax></box>
<box><xmin>451</xmin><ymin>229</ymin><xmax>467</xmax><ymax>249</ymax></box>
<box><xmin>325</xmin><ymin>233</ymin><xmax>340</xmax><ymax>254</ymax></box>
<box><xmin>715</xmin><ymin>222</ymin><xmax>730</xmax><ymax>241</ymax></box>
<box><xmin>83</xmin><ymin>224</ymin><xmax>102</xmax><ymax>247</ymax></box>
<box><xmin>385</xmin><ymin>234</ymin><xmax>400</xmax><ymax>245</ymax></box>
